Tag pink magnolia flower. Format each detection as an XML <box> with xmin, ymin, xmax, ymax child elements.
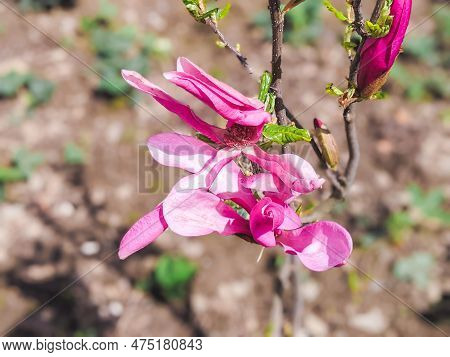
<box><xmin>119</xmin><ymin>169</ymin><xmax>352</xmax><ymax>271</ymax></box>
<box><xmin>357</xmin><ymin>0</ymin><xmax>412</xmax><ymax>98</ymax></box>
<box><xmin>117</xmin><ymin>58</ymin><xmax>349</xmax><ymax>271</ymax></box>
<box><xmin>121</xmin><ymin>57</ymin><xmax>324</xmax><ymax>196</ymax></box>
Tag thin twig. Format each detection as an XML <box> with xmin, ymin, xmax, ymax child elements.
<box><xmin>371</xmin><ymin>0</ymin><xmax>387</xmax><ymax>23</ymax></box>
<box><xmin>339</xmin><ymin>0</ymin><xmax>385</xmax><ymax>194</ymax></box>
<box><xmin>204</xmin><ymin>18</ymin><xmax>255</xmax><ymax>75</ymax></box>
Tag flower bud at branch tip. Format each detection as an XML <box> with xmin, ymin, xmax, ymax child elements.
<box><xmin>314</xmin><ymin>118</ymin><xmax>339</xmax><ymax>171</ymax></box>
<box><xmin>357</xmin><ymin>0</ymin><xmax>412</xmax><ymax>99</ymax></box>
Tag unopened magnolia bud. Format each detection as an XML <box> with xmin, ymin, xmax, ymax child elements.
<box><xmin>314</xmin><ymin>118</ymin><xmax>339</xmax><ymax>170</ymax></box>
<box><xmin>357</xmin><ymin>0</ymin><xmax>412</xmax><ymax>98</ymax></box>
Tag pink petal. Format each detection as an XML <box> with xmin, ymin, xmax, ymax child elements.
<box><xmin>279</xmin><ymin>205</ymin><xmax>302</xmax><ymax>231</ymax></box>
<box><xmin>241</xmin><ymin>173</ymin><xmax>280</xmax><ymax>192</ymax></box>
<box><xmin>172</xmin><ymin>148</ymin><xmax>241</xmax><ymax>192</ymax></box>
<box><xmin>249</xmin><ymin>197</ymin><xmax>285</xmax><ymax>247</ymax></box>
<box><xmin>164</xmin><ymin>58</ymin><xmax>271</xmax><ymax>126</ymax></box>
<box><xmin>278</xmin><ymin>221</ymin><xmax>353</xmax><ymax>272</ymax></box>
<box><xmin>121</xmin><ymin>69</ymin><xmax>225</xmax><ymax>143</ymax></box>
<box><xmin>162</xmin><ymin>189</ymin><xmax>250</xmax><ymax>237</ymax></box>
<box><xmin>357</xmin><ymin>0</ymin><xmax>412</xmax><ymax>92</ymax></box>
<box><xmin>209</xmin><ymin>160</ymin><xmax>242</xmax><ymax>195</ymax></box>
<box><xmin>118</xmin><ymin>204</ymin><xmax>168</xmax><ymax>260</ymax></box>
<box><xmin>242</xmin><ymin>145</ymin><xmax>325</xmax><ymax>194</ymax></box>
<box><xmin>147</xmin><ymin>132</ymin><xmax>217</xmax><ymax>173</ymax></box>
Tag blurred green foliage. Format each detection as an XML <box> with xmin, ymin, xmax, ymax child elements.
<box><xmin>81</xmin><ymin>0</ymin><xmax>170</xmax><ymax>98</ymax></box>
<box><xmin>385</xmin><ymin>184</ymin><xmax>450</xmax><ymax>244</ymax></box>
<box><xmin>0</xmin><ymin>71</ymin><xmax>54</xmax><ymax>110</ymax></box>
<box><xmin>136</xmin><ymin>255</ymin><xmax>197</xmax><ymax>301</ymax></box>
<box><xmin>253</xmin><ymin>1</ymin><xmax>322</xmax><ymax>46</ymax></box>
<box><xmin>64</xmin><ymin>143</ymin><xmax>85</xmax><ymax>165</ymax></box>
<box><xmin>18</xmin><ymin>0</ymin><xmax>76</xmax><ymax>11</ymax></box>
<box><xmin>153</xmin><ymin>255</ymin><xmax>197</xmax><ymax>300</ymax></box>
<box><xmin>393</xmin><ymin>252</ymin><xmax>434</xmax><ymax>289</ymax></box>
<box><xmin>0</xmin><ymin>148</ymin><xmax>44</xmax><ymax>201</ymax></box>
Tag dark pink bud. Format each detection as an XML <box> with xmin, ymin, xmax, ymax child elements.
<box><xmin>357</xmin><ymin>0</ymin><xmax>412</xmax><ymax>98</ymax></box>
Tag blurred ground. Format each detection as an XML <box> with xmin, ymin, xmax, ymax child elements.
<box><xmin>0</xmin><ymin>0</ymin><xmax>449</xmax><ymax>336</ymax></box>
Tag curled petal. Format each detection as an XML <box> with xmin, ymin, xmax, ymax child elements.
<box><xmin>118</xmin><ymin>204</ymin><xmax>168</xmax><ymax>260</ymax></box>
<box><xmin>249</xmin><ymin>197</ymin><xmax>285</xmax><ymax>247</ymax></box>
<box><xmin>163</xmin><ymin>188</ymin><xmax>250</xmax><ymax>237</ymax></box>
<box><xmin>148</xmin><ymin>133</ymin><xmax>217</xmax><ymax>173</ymax></box>
<box><xmin>243</xmin><ymin>145</ymin><xmax>325</xmax><ymax>194</ymax></box>
<box><xmin>278</xmin><ymin>221</ymin><xmax>353</xmax><ymax>272</ymax></box>
<box><xmin>164</xmin><ymin>57</ymin><xmax>271</xmax><ymax>126</ymax></box>
<box><xmin>121</xmin><ymin>69</ymin><xmax>225</xmax><ymax>143</ymax></box>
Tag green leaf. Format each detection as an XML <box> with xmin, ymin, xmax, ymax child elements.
<box><xmin>258</xmin><ymin>71</ymin><xmax>272</xmax><ymax>102</ymax></box>
<box><xmin>217</xmin><ymin>3</ymin><xmax>231</xmax><ymax>20</ymax></box>
<box><xmin>326</xmin><ymin>83</ymin><xmax>344</xmax><ymax>96</ymax></box>
<box><xmin>153</xmin><ymin>255</ymin><xmax>197</xmax><ymax>300</ymax></box>
<box><xmin>262</xmin><ymin>124</ymin><xmax>311</xmax><ymax>145</ymax></box>
<box><xmin>64</xmin><ymin>143</ymin><xmax>85</xmax><ymax>165</ymax></box>
<box><xmin>264</xmin><ymin>92</ymin><xmax>276</xmax><ymax>113</ymax></box>
<box><xmin>393</xmin><ymin>252</ymin><xmax>434</xmax><ymax>289</ymax></box>
<box><xmin>322</xmin><ymin>0</ymin><xmax>348</xmax><ymax>23</ymax></box>
<box><xmin>26</xmin><ymin>77</ymin><xmax>54</xmax><ymax>109</ymax></box>
<box><xmin>0</xmin><ymin>72</ymin><xmax>29</xmax><ymax>97</ymax></box>
<box><xmin>198</xmin><ymin>8</ymin><xmax>219</xmax><ymax>21</ymax></box>
<box><xmin>13</xmin><ymin>148</ymin><xmax>44</xmax><ymax>178</ymax></box>
<box><xmin>365</xmin><ymin>20</ymin><xmax>392</xmax><ymax>38</ymax></box>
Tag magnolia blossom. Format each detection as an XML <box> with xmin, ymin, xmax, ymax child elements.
<box><xmin>357</xmin><ymin>0</ymin><xmax>412</xmax><ymax>98</ymax></box>
<box><xmin>118</xmin><ymin>58</ymin><xmax>352</xmax><ymax>271</ymax></box>
<box><xmin>119</xmin><ymin>140</ymin><xmax>352</xmax><ymax>271</ymax></box>
<box><xmin>121</xmin><ymin>57</ymin><xmax>324</xmax><ymax>196</ymax></box>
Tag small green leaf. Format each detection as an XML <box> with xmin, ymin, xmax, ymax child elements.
<box><xmin>323</xmin><ymin>0</ymin><xmax>348</xmax><ymax>23</ymax></box>
<box><xmin>264</xmin><ymin>92</ymin><xmax>276</xmax><ymax>113</ymax></box>
<box><xmin>262</xmin><ymin>124</ymin><xmax>311</xmax><ymax>145</ymax></box>
<box><xmin>365</xmin><ymin>20</ymin><xmax>392</xmax><ymax>38</ymax></box>
<box><xmin>217</xmin><ymin>3</ymin><xmax>231</xmax><ymax>20</ymax></box>
<box><xmin>258</xmin><ymin>71</ymin><xmax>272</xmax><ymax>102</ymax></box>
<box><xmin>326</xmin><ymin>83</ymin><xmax>344</xmax><ymax>96</ymax></box>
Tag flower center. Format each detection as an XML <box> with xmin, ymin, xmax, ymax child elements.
<box><xmin>223</xmin><ymin>124</ymin><xmax>259</xmax><ymax>148</ymax></box>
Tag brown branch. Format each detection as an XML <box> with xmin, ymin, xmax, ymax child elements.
<box><xmin>352</xmin><ymin>0</ymin><xmax>368</xmax><ymax>37</ymax></box>
<box><xmin>371</xmin><ymin>0</ymin><xmax>386</xmax><ymax>23</ymax></box>
<box><xmin>204</xmin><ymin>19</ymin><xmax>254</xmax><ymax>75</ymax></box>
<box><xmin>337</xmin><ymin>0</ymin><xmax>385</xmax><ymax>197</ymax></box>
<box><xmin>343</xmin><ymin>106</ymin><xmax>360</xmax><ymax>187</ymax></box>
<box><xmin>268</xmin><ymin>0</ymin><xmax>288</xmax><ymax>127</ymax></box>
